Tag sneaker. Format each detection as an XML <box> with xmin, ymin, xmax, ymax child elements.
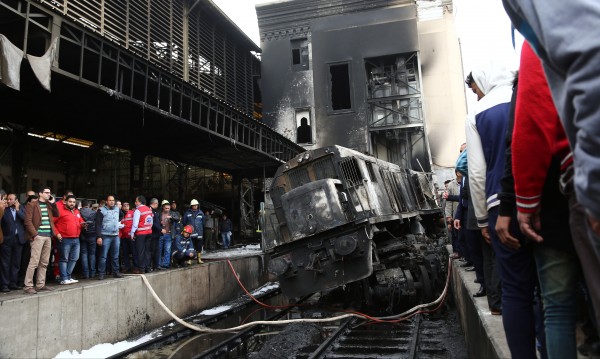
<box><xmin>68</xmin><ymin>279</ymin><xmax>79</xmax><ymax>284</ymax></box>
<box><xmin>60</xmin><ymin>280</ymin><xmax>69</xmax><ymax>285</ymax></box>
<box><xmin>113</xmin><ymin>272</ymin><xmax>123</xmax><ymax>278</ymax></box>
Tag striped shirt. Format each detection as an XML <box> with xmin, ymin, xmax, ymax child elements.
<box><xmin>38</xmin><ymin>202</ymin><xmax>52</xmax><ymax>236</ymax></box>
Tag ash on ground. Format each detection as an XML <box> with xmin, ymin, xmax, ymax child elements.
<box><xmin>434</xmin><ymin>305</ymin><xmax>468</xmax><ymax>359</ymax></box>
<box><xmin>248</xmin><ymin>323</ymin><xmax>323</xmax><ymax>359</ymax></box>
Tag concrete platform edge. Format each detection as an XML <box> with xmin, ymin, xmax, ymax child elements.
<box><xmin>449</xmin><ymin>246</ymin><xmax>511</xmax><ymax>359</ymax></box>
<box><xmin>0</xmin><ymin>254</ymin><xmax>268</xmax><ymax>358</ymax></box>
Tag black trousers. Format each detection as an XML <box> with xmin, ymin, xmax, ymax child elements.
<box><xmin>0</xmin><ymin>238</ymin><xmax>24</xmax><ymax>288</ymax></box>
<box><xmin>134</xmin><ymin>234</ymin><xmax>150</xmax><ymax>271</ymax></box>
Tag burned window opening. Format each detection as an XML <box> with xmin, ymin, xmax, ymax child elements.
<box><xmin>292</xmin><ymin>49</ymin><xmax>301</xmax><ymax>65</ymax></box>
<box><xmin>295</xmin><ymin>108</ymin><xmax>312</xmax><ymax>144</ymax></box>
<box><xmin>329</xmin><ymin>63</ymin><xmax>352</xmax><ymax>111</ymax></box>
<box><xmin>291</xmin><ymin>38</ymin><xmax>309</xmax><ymax>71</ymax></box>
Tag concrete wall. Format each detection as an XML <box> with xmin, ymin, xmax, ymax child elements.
<box><xmin>418</xmin><ymin>12</ymin><xmax>468</xmax><ymax>169</ymax></box>
<box><xmin>0</xmin><ymin>255</ymin><xmax>267</xmax><ymax>358</ymax></box>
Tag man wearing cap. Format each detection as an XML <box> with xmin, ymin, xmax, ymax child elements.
<box><xmin>183</xmin><ymin>199</ymin><xmax>204</xmax><ymax>263</ymax></box>
<box><xmin>157</xmin><ymin>200</ymin><xmax>180</xmax><ymax>269</ymax></box>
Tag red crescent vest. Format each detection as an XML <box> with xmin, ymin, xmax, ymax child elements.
<box><xmin>135</xmin><ymin>205</ymin><xmax>153</xmax><ymax>235</ymax></box>
<box><xmin>120</xmin><ymin>210</ymin><xmax>135</xmax><ymax>238</ymax></box>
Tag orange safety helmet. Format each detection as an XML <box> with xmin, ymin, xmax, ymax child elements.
<box><xmin>182</xmin><ymin>225</ymin><xmax>194</xmax><ymax>234</ymax></box>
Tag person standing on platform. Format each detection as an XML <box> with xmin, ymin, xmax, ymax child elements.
<box><xmin>53</xmin><ymin>194</ymin><xmax>84</xmax><ymax>285</ymax></box>
<box><xmin>130</xmin><ymin>195</ymin><xmax>152</xmax><ymax>274</ymax></box>
<box><xmin>96</xmin><ymin>195</ymin><xmax>124</xmax><ymax>280</ymax></box>
<box><xmin>183</xmin><ymin>199</ymin><xmax>204</xmax><ymax>263</ymax></box>
<box><xmin>157</xmin><ymin>200</ymin><xmax>179</xmax><ymax>269</ymax></box>
<box><xmin>204</xmin><ymin>210</ymin><xmax>215</xmax><ymax>250</ymax></box>
<box><xmin>0</xmin><ymin>193</ymin><xmax>26</xmax><ymax>292</ymax></box>
<box><xmin>17</xmin><ymin>191</ymin><xmax>36</xmax><ymax>285</ymax></box>
<box><xmin>219</xmin><ymin>214</ymin><xmax>233</xmax><ymax>249</ymax></box>
<box><xmin>170</xmin><ymin>201</ymin><xmax>180</xmax><ymax>218</ymax></box>
<box><xmin>0</xmin><ymin>191</ymin><xmax>5</xmax><ymax>246</ymax></box>
<box><xmin>49</xmin><ymin>189</ymin><xmax>73</xmax><ymax>284</ymax></box>
<box><xmin>119</xmin><ymin>201</ymin><xmax>138</xmax><ymax>273</ymax></box>
<box><xmin>79</xmin><ymin>199</ymin><xmax>97</xmax><ymax>279</ymax></box>
<box><xmin>23</xmin><ymin>186</ymin><xmax>56</xmax><ymax>294</ymax></box>
<box><xmin>465</xmin><ymin>63</ymin><xmax>538</xmax><ymax>358</ymax></box>
<box><xmin>148</xmin><ymin>198</ymin><xmax>162</xmax><ymax>271</ymax></box>
<box><xmin>444</xmin><ymin>177</ymin><xmax>460</xmax><ymax>258</ymax></box>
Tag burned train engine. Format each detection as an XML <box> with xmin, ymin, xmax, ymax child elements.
<box><xmin>263</xmin><ymin>146</ymin><xmax>447</xmax><ymax>311</ymax></box>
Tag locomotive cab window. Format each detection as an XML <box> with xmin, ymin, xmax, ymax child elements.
<box><xmin>339</xmin><ymin>157</ymin><xmax>364</xmax><ymax>187</ymax></box>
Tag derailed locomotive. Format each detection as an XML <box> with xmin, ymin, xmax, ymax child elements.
<box><xmin>262</xmin><ymin>145</ymin><xmax>447</xmax><ymax>311</ymax></box>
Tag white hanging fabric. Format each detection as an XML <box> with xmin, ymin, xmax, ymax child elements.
<box><xmin>0</xmin><ymin>34</ymin><xmax>24</xmax><ymax>91</ymax></box>
<box><xmin>27</xmin><ymin>37</ymin><xmax>58</xmax><ymax>92</ymax></box>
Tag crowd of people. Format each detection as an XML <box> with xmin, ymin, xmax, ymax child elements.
<box><xmin>0</xmin><ymin>188</ymin><xmax>235</xmax><ymax>294</ymax></box>
<box><xmin>443</xmin><ymin>21</ymin><xmax>600</xmax><ymax>358</ymax></box>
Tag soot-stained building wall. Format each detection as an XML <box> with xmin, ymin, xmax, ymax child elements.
<box><xmin>256</xmin><ymin>0</ymin><xmax>430</xmax><ymax>170</ymax></box>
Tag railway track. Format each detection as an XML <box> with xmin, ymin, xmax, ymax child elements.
<box><xmin>111</xmin><ymin>278</ymin><xmax>461</xmax><ymax>359</ymax></box>
<box><xmin>121</xmin><ymin>306</ymin><xmax>457</xmax><ymax>359</ymax></box>
<box><xmin>303</xmin><ymin>314</ymin><xmax>449</xmax><ymax>359</ymax></box>
<box><xmin>107</xmin><ymin>283</ymin><xmax>289</xmax><ymax>359</ymax></box>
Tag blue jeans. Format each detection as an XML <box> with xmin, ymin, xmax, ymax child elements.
<box><xmin>98</xmin><ymin>235</ymin><xmax>120</xmax><ymax>275</ymax></box>
<box><xmin>221</xmin><ymin>232</ymin><xmax>231</xmax><ymax>248</ymax></box>
<box><xmin>80</xmin><ymin>236</ymin><xmax>97</xmax><ymax>278</ymax></box>
<box><xmin>158</xmin><ymin>234</ymin><xmax>172</xmax><ymax>268</ymax></box>
<box><xmin>534</xmin><ymin>245</ymin><xmax>579</xmax><ymax>359</ymax></box>
<box><xmin>58</xmin><ymin>238</ymin><xmax>80</xmax><ymax>281</ymax></box>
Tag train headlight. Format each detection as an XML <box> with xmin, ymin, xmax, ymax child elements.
<box><xmin>268</xmin><ymin>257</ymin><xmax>290</xmax><ymax>276</ymax></box>
<box><xmin>334</xmin><ymin>235</ymin><xmax>357</xmax><ymax>256</ymax></box>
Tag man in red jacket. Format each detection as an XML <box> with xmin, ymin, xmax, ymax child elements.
<box><xmin>53</xmin><ymin>195</ymin><xmax>84</xmax><ymax>285</ymax></box>
<box><xmin>119</xmin><ymin>201</ymin><xmax>138</xmax><ymax>273</ymax></box>
<box><xmin>512</xmin><ymin>42</ymin><xmax>600</xmax><ymax>357</ymax></box>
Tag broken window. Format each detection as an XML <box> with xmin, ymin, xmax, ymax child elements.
<box><xmin>329</xmin><ymin>63</ymin><xmax>352</xmax><ymax>111</ymax></box>
<box><xmin>291</xmin><ymin>38</ymin><xmax>309</xmax><ymax>71</ymax></box>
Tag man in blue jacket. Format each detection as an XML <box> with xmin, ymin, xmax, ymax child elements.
<box><xmin>183</xmin><ymin>199</ymin><xmax>204</xmax><ymax>263</ymax></box>
<box><xmin>0</xmin><ymin>193</ymin><xmax>26</xmax><ymax>291</ymax></box>
<box><xmin>95</xmin><ymin>195</ymin><xmax>124</xmax><ymax>280</ymax></box>
<box><xmin>172</xmin><ymin>225</ymin><xmax>197</xmax><ymax>266</ymax></box>
<box><xmin>466</xmin><ymin>63</ymin><xmax>538</xmax><ymax>358</ymax></box>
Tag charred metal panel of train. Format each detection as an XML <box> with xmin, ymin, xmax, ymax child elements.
<box><xmin>268</xmin><ymin>225</ymin><xmax>373</xmax><ymax>298</ymax></box>
<box><xmin>310</xmin><ymin>5</ymin><xmax>418</xmax><ymax>151</ymax></box>
<box><xmin>267</xmin><ymin>145</ymin><xmax>445</xmax><ymax>301</ymax></box>
<box><xmin>280</xmin><ymin>179</ymin><xmax>348</xmax><ymax>241</ymax></box>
